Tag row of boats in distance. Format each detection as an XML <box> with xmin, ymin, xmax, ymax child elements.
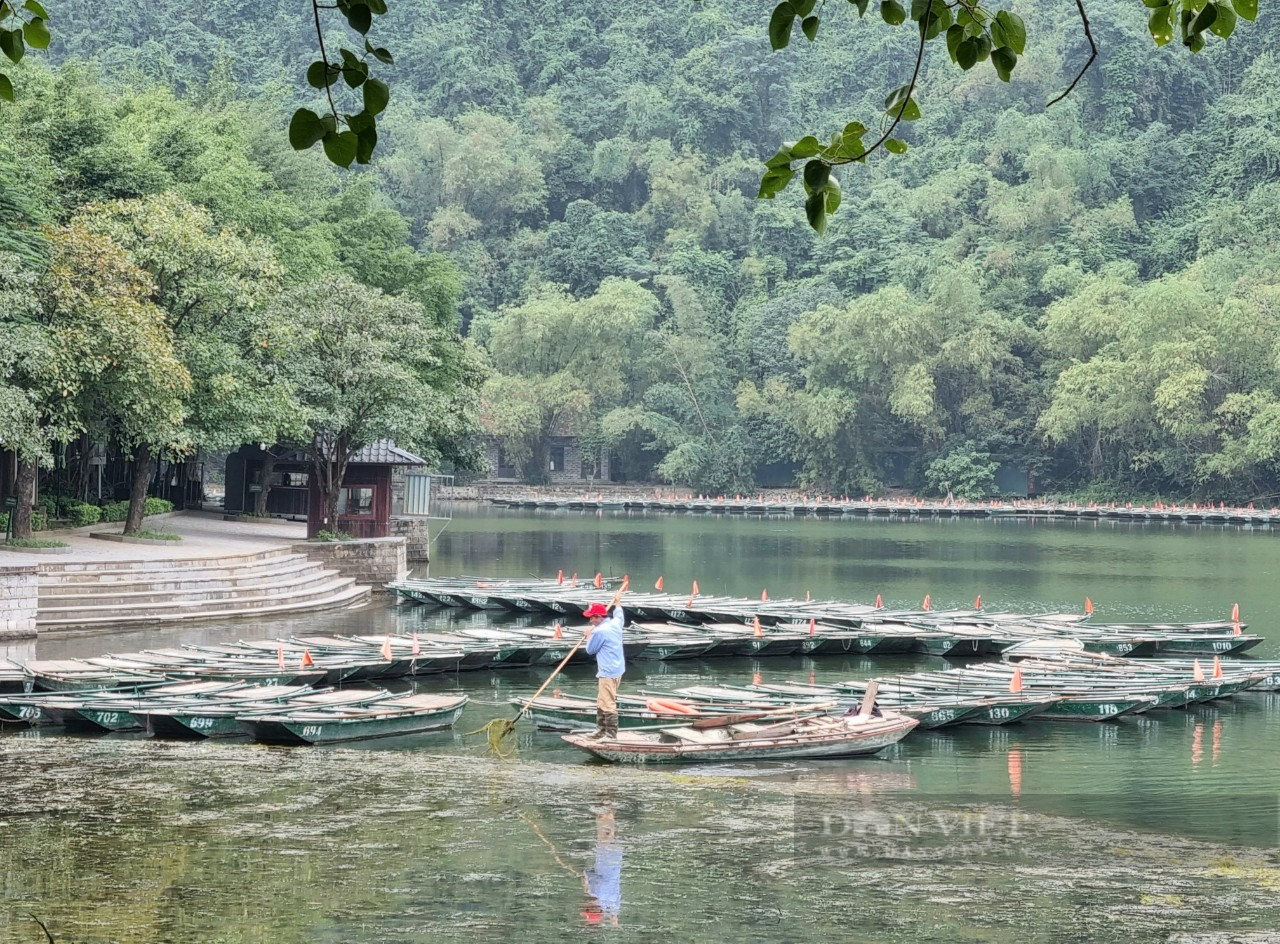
<box><xmin>488</xmin><ymin>494</ymin><xmax>1280</xmax><ymax>526</ymax></box>
<box><xmin>525</xmin><ymin>645</ymin><xmax>1280</xmax><ymax>736</ymax></box>
<box><xmin>386</xmin><ymin>577</ymin><xmax>1264</xmax><ymax>659</ymax></box>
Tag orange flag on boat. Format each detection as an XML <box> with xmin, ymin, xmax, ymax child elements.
<box><xmin>557</xmin><ymin>570</ymin><xmax>564</xmax><ymax>585</ymax></box>
<box><xmin>654</xmin><ymin>576</ymin><xmax>664</xmax><ymax>591</ymax></box>
<box><xmin>570</xmin><ymin>572</ymin><xmax>578</xmax><ymax>586</ymax></box>
<box><xmin>752</xmin><ymin>671</ymin><xmax>762</xmax><ymax>685</ymax></box>
<box><xmin>1232</xmin><ymin>602</ymin><xmax>1240</xmax><ymax>622</ymax></box>
<box><xmin>692</xmin><ymin>580</ymin><xmax>700</xmax><ymax>596</ymax></box>
<box><xmin>593</xmin><ymin>573</ymin><xmax>603</xmax><ymax>589</ymax></box>
<box><xmin>974</xmin><ymin>594</ymin><xmax>982</xmax><ymax>610</ymax></box>
<box><xmin>1009</xmin><ymin>667</ymin><xmax>1023</xmax><ymax>693</ymax></box>
<box><xmin>875</xmin><ymin>594</ymin><xmax>883</xmax><ymax>608</ymax></box>
<box><xmin>753</xmin><ymin>616</ymin><xmax>763</xmax><ymax>638</ymax></box>
<box><xmin>805</xmin><ymin>590</ymin><xmax>811</xmax><ymax>602</ymax></box>
<box><xmin>381</xmin><ymin>636</ymin><xmax>393</xmax><ymax>661</ymax></box>
<box><xmin>411</xmin><ymin>632</ymin><xmax>421</xmax><ymax>657</ymax></box>
<box><xmin>300</xmin><ymin>649</ymin><xmax>314</xmax><ymax>668</ymax></box>
<box><xmin>1085</xmin><ymin>597</ymin><xmax>1094</xmax><ymax>614</ymax></box>
<box><xmin>1213</xmin><ymin>656</ymin><xmax>1223</xmax><ymax>679</ymax></box>
<box><xmin>923</xmin><ymin>594</ymin><xmax>931</xmax><ymax>612</ymax></box>
<box><xmin>552</xmin><ymin>623</ymin><xmax>563</xmax><ymax>639</ymax></box>
<box><xmin>1233</xmin><ymin>622</ymin><xmax>1242</xmax><ymax>636</ymax></box>
<box><xmin>809</xmin><ymin>618</ymin><xmax>816</xmax><ymax>636</ymax></box>
<box><xmin>620</xmin><ymin>575</ymin><xmax>630</xmax><ymax>592</ymax></box>
<box><xmin>277</xmin><ymin>645</ymin><xmax>285</xmax><ymax>670</ymax></box>
<box><xmin>761</xmin><ymin>588</ymin><xmax>769</xmax><ymax>602</ymax></box>
<box><xmin>1193</xmin><ymin>659</ymin><xmax>1205</xmax><ymax>682</ymax></box>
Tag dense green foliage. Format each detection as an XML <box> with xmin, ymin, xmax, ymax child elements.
<box><xmin>3</xmin><ymin>0</ymin><xmax>1280</xmax><ymax>501</ymax></box>
<box><xmin>0</xmin><ymin>60</ymin><xmax>483</xmax><ymax>533</ymax></box>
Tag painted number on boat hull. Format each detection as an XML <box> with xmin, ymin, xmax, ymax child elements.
<box><xmin>301</xmin><ymin>725</ymin><xmax>324</xmax><ymax>738</ymax></box>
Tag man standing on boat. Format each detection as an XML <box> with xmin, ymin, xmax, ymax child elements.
<box><xmin>583</xmin><ymin>586</ymin><xmax>625</xmax><ymax>740</ymax></box>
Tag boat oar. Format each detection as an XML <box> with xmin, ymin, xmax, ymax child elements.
<box><xmin>474</xmin><ymin>586</ymin><xmax>623</xmax><ymax>756</ymax></box>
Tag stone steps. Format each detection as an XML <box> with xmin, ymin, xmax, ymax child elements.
<box><xmin>38</xmin><ymin>555</ymin><xmax>322</xmax><ymax>595</ymax></box>
<box><xmin>34</xmin><ymin>547</ymin><xmax>372</xmax><ymax>630</ymax></box>
<box><xmin>37</xmin><ymin>582</ymin><xmax>370</xmax><ymax>629</ymax></box>
<box><xmin>39</xmin><ymin>567</ymin><xmax>345</xmax><ymax>608</ymax></box>
<box><xmin>40</xmin><ymin>546</ymin><xmax>298</xmax><ymax>575</ymax></box>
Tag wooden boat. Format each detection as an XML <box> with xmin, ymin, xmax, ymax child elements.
<box><xmin>563</xmin><ymin>711</ymin><xmax>918</xmax><ymax>764</ymax></box>
<box><xmin>30</xmin><ymin>680</ymin><xmax>249</xmax><ymax>732</ymax></box>
<box><xmin>140</xmin><ymin>687</ymin><xmax>384</xmax><ymax>739</ymax></box>
<box><xmin>238</xmin><ymin>692</ymin><xmax>468</xmax><ymax>744</ymax></box>
<box><xmin>22</xmin><ymin>659</ymin><xmax>159</xmax><ymax>693</ymax></box>
<box><xmin>0</xmin><ymin>659</ymin><xmax>26</xmax><ymax>695</ymax></box>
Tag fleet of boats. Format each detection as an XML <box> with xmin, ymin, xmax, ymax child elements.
<box><xmin>387</xmin><ymin>577</ymin><xmax>1263</xmax><ymax>659</ymax></box>
<box><xmin>2</xmin><ymin>575</ymin><xmax>1273</xmax><ymax>762</ymax></box>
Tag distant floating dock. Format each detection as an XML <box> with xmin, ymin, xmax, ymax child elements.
<box><xmin>487</xmin><ymin>496</ymin><xmax>1280</xmax><ymax>526</ymax></box>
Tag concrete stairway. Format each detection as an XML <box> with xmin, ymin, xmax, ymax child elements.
<box><xmin>36</xmin><ymin>547</ymin><xmax>371</xmax><ymax>630</ymax></box>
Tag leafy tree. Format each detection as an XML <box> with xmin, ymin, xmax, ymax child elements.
<box><xmin>478</xmin><ymin>278</ymin><xmax>658</xmax><ymax>482</ymax></box>
<box><xmin>269</xmin><ymin>275</ymin><xmax>483</xmax><ymax>531</ymax></box>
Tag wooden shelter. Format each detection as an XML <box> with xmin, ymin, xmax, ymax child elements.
<box><xmin>225</xmin><ymin>441</ymin><xmax>429</xmax><ymax>538</ymax></box>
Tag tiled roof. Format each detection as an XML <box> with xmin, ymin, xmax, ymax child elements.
<box><xmin>349</xmin><ymin>439</ymin><xmax>428</xmax><ymax>465</ymax></box>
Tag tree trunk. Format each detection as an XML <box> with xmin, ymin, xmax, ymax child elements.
<box><xmin>310</xmin><ymin>434</ymin><xmax>349</xmax><ymax>535</ymax></box>
<box><xmin>124</xmin><ymin>443</ymin><xmax>152</xmax><ymax>535</ymax></box>
<box><xmin>527</xmin><ymin>435</ymin><xmax>551</xmax><ymax>486</ymax></box>
<box><xmin>12</xmin><ymin>458</ymin><xmax>36</xmax><ymax>539</ymax></box>
<box><xmin>76</xmin><ymin>434</ymin><xmax>92</xmax><ymax>502</ymax></box>
<box><xmin>255</xmin><ymin>451</ymin><xmax>277</xmax><ymax>516</ymax></box>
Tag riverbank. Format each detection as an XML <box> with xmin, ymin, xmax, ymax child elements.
<box><xmin>465</xmin><ymin>493</ymin><xmax>1280</xmax><ymax>528</ymax></box>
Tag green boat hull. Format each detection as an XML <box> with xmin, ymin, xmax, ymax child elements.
<box><xmin>240</xmin><ymin>704</ymin><xmax>466</xmax><ymax>744</ymax></box>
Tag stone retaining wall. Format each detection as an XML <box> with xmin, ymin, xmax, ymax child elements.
<box><xmin>389</xmin><ymin>517</ymin><xmax>431</xmax><ymax>562</ymax></box>
<box><xmin>0</xmin><ymin>564</ymin><xmax>38</xmax><ymax>639</ymax></box>
<box><xmin>294</xmin><ymin>537</ymin><xmax>406</xmax><ymax>590</ymax></box>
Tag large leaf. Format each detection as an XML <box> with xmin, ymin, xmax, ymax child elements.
<box><xmin>1235</xmin><ymin>0</ymin><xmax>1258</xmax><ymax>21</ymax></box>
<box><xmin>991</xmin><ymin>45</ymin><xmax>1017</xmax><ymax>81</ymax></box>
<box><xmin>881</xmin><ymin>0</ymin><xmax>906</xmax><ymax>25</ymax></box>
<box><xmin>769</xmin><ymin>3</ymin><xmax>795</xmax><ymax>49</ymax></box>
<box><xmin>362</xmin><ymin>77</ymin><xmax>389</xmax><ymax>116</ymax></box>
<box><xmin>801</xmin><ymin>15</ymin><xmax>820</xmax><ymax>40</ymax></box>
<box><xmin>288</xmin><ymin>108</ymin><xmax>327</xmax><ymax>150</ymax></box>
<box><xmin>322</xmin><ymin>129</ymin><xmax>359</xmax><ymax>168</ymax></box>
<box><xmin>21</xmin><ymin>15</ymin><xmax>47</xmax><ymax>49</ymax></box>
<box><xmin>1209</xmin><ymin>1</ymin><xmax>1236</xmax><ymax>36</ymax></box>
<box><xmin>804</xmin><ymin>191</ymin><xmax>827</xmax><ymax>235</ymax></box>
<box><xmin>0</xmin><ymin>28</ymin><xmax>23</xmax><ymax>64</ymax></box>
<box><xmin>995</xmin><ymin>10</ymin><xmax>1026</xmax><ymax>54</ymax></box>
<box><xmin>0</xmin><ymin>71</ymin><xmax>11</xmax><ymax>102</ymax></box>
<box><xmin>790</xmin><ymin>135</ymin><xmax>823</xmax><ymax>158</ymax></box>
<box><xmin>802</xmin><ymin>159</ymin><xmax>830</xmax><ymax>195</ymax></box>
<box><xmin>1148</xmin><ymin>4</ymin><xmax>1175</xmax><ymax>45</ymax></box>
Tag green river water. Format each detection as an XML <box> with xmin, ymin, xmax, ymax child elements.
<box><xmin>4</xmin><ymin>505</ymin><xmax>1280</xmax><ymax>943</ymax></box>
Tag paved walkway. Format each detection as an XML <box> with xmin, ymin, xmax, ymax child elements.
<box><xmin>0</xmin><ymin>512</ymin><xmax>306</xmax><ymax>565</ymax></box>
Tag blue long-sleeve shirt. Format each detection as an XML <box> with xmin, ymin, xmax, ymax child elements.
<box><xmin>585</xmin><ymin>606</ymin><xmax>626</xmax><ymax>678</ymax></box>
<box><xmin>585</xmin><ymin>841</ymin><xmax>623</xmax><ymax>915</ymax></box>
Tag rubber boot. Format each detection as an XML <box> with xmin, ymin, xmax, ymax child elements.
<box><xmin>603</xmin><ymin>712</ymin><xmax>619</xmax><ymax>740</ymax></box>
<box><xmin>585</xmin><ymin>709</ymin><xmax>607</xmax><ymax>740</ymax></box>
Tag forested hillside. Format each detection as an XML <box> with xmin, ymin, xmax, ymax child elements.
<box><xmin>8</xmin><ymin>0</ymin><xmax>1280</xmax><ymax>500</ymax></box>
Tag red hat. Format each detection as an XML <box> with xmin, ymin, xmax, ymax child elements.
<box><xmin>583</xmin><ymin>602</ymin><xmax>609</xmax><ymax>618</ymax></box>
<box><xmin>581</xmin><ymin>907</ymin><xmax>604</xmax><ymax>924</ymax></box>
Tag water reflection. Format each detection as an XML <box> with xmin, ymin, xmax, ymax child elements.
<box><xmin>581</xmin><ymin>802</ymin><xmax>622</xmax><ymax>927</ymax></box>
